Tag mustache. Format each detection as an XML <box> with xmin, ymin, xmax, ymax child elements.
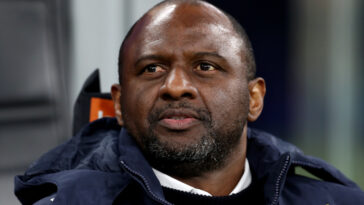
<box><xmin>148</xmin><ymin>102</ymin><xmax>211</xmax><ymax>124</ymax></box>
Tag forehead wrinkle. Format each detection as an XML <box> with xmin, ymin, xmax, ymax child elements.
<box><xmin>136</xmin><ymin>38</ymin><xmax>163</xmax><ymax>54</ymax></box>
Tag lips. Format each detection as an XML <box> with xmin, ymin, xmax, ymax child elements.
<box><xmin>158</xmin><ymin>109</ymin><xmax>200</xmax><ymax>130</ymax></box>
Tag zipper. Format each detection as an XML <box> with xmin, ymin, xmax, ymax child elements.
<box><xmin>120</xmin><ymin>160</ymin><xmax>172</xmax><ymax>205</ymax></box>
<box><xmin>271</xmin><ymin>154</ymin><xmax>290</xmax><ymax>205</ymax></box>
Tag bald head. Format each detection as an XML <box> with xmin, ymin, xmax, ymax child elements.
<box><xmin>118</xmin><ymin>0</ymin><xmax>256</xmax><ymax>83</ymax></box>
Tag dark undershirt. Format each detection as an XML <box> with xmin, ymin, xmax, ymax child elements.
<box><xmin>162</xmin><ymin>181</ymin><xmax>264</xmax><ymax>205</ymax></box>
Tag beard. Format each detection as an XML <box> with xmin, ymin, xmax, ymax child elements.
<box><xmin>126</xmin><ymin>102</ymin><xmax>246</xmax><ymax>178</ymax></box>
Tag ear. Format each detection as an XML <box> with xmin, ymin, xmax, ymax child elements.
<box><xmin>247</xmin><ymin>77</ymin><xmax>266</xmax><ymax>122</ymax></box>
<box><xmin>111</xmin><ymin>84</ymin><xmax>124</xmax><ymax>126</ymax></box>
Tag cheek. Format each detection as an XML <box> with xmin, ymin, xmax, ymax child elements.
<box><xmin>122</xmin><ymin>81</ymin><xmax>160</xmax><ymax>129</ymax></box>
<box><xmin>203</xmin><ymin>80</ymin><xmax>249</xmax><ymax>126</ymax></box>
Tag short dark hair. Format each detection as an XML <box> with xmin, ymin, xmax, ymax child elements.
<box><xmin>118</xmin><ymin>0</ymin><xmax>256</xmax><ymax>83</ymax></box>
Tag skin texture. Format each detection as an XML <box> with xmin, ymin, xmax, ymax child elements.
<box><xmin>111</xmin><ymin>1</ymin><xmax>266</xmax><ymax>196</ymax></box>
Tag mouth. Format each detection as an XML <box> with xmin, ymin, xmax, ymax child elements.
<box><xmin>158</xmin><ymin>109</ymin><xmax>200</xmax><ymax>130</ymax></box>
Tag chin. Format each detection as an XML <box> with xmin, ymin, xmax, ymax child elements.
<box><xmin>153</xmin><ymin>129</ymin><xmax>206</xmax><ymax>145</ymax></box>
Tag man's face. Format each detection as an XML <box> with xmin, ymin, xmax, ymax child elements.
<box><xmin>117</xmin><ymin>4</ymin><xmax>253</xmax><ymax>176</ymax></box>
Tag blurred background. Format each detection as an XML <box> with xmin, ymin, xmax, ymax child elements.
<box><xmin>0</xmin><ymin>0</ymin><xmax>363</xmax><ymax>204</ymax></box>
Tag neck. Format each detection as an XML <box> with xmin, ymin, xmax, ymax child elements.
<box><xmin>173</xmin><ymin>125</ymin><xmax>248</xmax><ymax>196</ymax></box>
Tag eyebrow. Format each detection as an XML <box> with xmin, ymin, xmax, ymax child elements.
<box><xmin>134</xmin><ymin>55</ymin><xmax>167</xmax><ymax>67</ymax></box>
<box><xmin>134</xmin><ymin>52</ymin><xmax>225</xmax><ymax>67</ymax></box>
<box><xmin>192</xmin><ymin>52</ymin><xmax>225</xmax><ymax>60</ymax></box>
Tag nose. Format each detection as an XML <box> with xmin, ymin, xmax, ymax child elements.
<box><xmin>159</xmin><ymin>68</ymin><xmax>198</xmax><ymax>100</ymax></box>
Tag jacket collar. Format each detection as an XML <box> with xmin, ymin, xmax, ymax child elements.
<box><xmin>246</xmin><ymin>129</ymin><xmax>292</xmax><ymax>205</ymax></box>
<box><xmin>247</xmin><ymin>128</ymin><xmax>359</xmax><ymax>204</ymax></box>
<box><xmin>118</xmin><ymin>128</ymin><xmax>172</xmax><ymax>205</ymax></box>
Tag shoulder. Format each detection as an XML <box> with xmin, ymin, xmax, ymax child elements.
<box><xmin>26</xmin><ymin>118</ymin><xmax>122</xmax><ymax>175</ymax></box>
<box><xmin>15</xmin><ymin>118</ymin><xmax>132</xmax><ymax>204</ymax></box>
<box><xmin>247</xmin><ymin>128</ymin><xmax>364</xmax><ymax>204</ymax></box>
<box><xmin>282</xmin><ymin>173</ymin><xmax>364</xmax><ymax>204</ymax></box>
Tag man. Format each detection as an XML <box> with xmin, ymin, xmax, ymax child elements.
<box><xmin>15</xmin><ymin>0</ymin><xmax>364</xmax><ymax>204</ymax></box>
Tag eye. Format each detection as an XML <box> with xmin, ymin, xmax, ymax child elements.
<box><xmin>143</xmin><ymin>64</ymin><xmax>165</xmax><ymax>73</ymax></box>
<box><xmin>196</xmin><ymin>63</ymin><xmax>216</xmax><ymax>71</ymax></box>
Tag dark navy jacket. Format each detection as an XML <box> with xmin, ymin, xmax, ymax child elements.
<box><xmin>15</xmin><ymin>118</ymin><xmax>364</xmax><ymax>204</ymax></box>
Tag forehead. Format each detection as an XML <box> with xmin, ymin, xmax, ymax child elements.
<box><xmin>122</xmin><ymin>2</ymin><xmax>244</xmax><ymax>66</ymax></box>
<box><xmin>146</xmin><ymin>2</ymin><xmax>231</xmax><ymax>31</ymax></box>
